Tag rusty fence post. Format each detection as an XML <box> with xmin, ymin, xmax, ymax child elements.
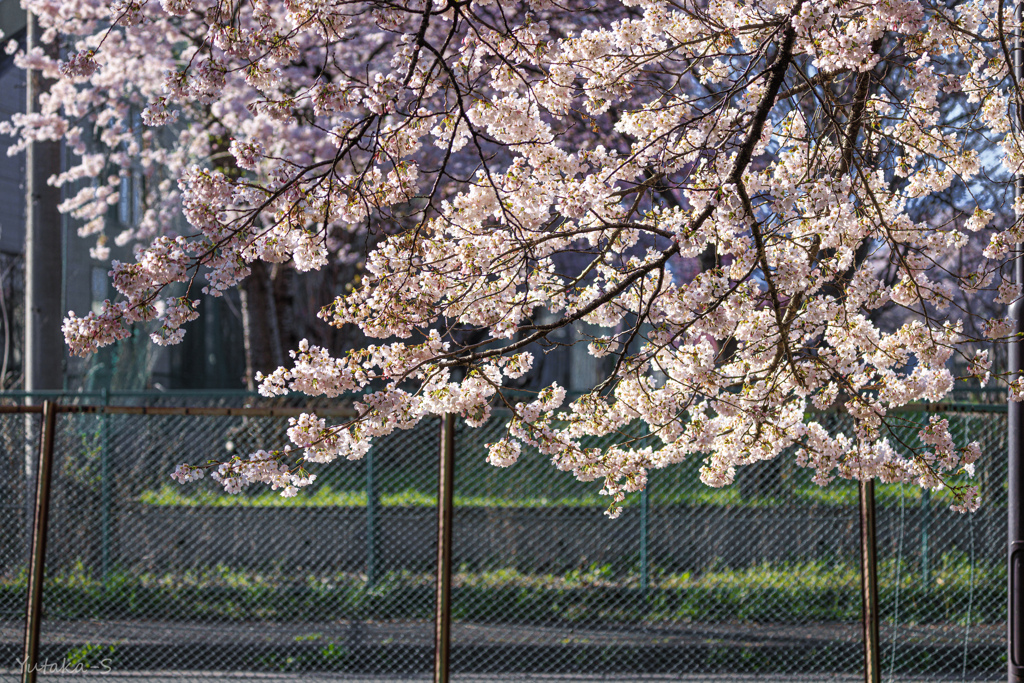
<box><xmin>22</xmin><ymin>400</ymin><xmax>57</xmax><ymax>683</ymax></box>
<box><xmin>433</xmin><ymin>413</ymin><xmax>456</xmax><ymax>683</ymax></box>
<box><xmin>860</xmin><ymin>480</ymin><xmax>881</xmax><ymax>683</ymax></box>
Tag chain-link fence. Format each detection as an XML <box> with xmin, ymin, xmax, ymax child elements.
<box><xmin>0</xmin><ymin>393</ymin><xmax>1012</xmax><ymax>681</ymax></box>
<box><xmin>871</xmin><ymin>407</ymin><xmax>1007</xmax><ymax>682</ymax></box>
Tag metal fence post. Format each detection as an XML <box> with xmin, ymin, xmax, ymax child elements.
<box><xmin>640</xmin><ymin>473</ymin><xmax>650</xmax><ymax>600</ymax></box>
<box><xmin>1011</xmin><ymin>6</ymin><xmax>1024</xmax><ymax>683</ymax></box>
<box><xmin>920</xmin><ymin>488</ymin><xmax>930</xmax><ymax>593</ymax></box>
<box><xmin>639</xmin><ymin>422</ymin><xmax>651</xmax><ymax>601</ymax></box>
<box><xmin>22</xmin><ymin>400</ymin><xmax>57</xmax><ymax>683</ymax></box>
<box><xmin>1007</xmin><ymin>6</ymin><xmax>1024</xmax><ymax>683</ymax></box>
<box><xmin>100</xmin><ymin>388</ymin><xmax>111</xmax><ymax>585</ymax></box>
<box><xmin>1012</xmin><ymin>8</ymin><xmax>1024</xmax><ymax>681</ymax></box>
<box><xmin>434</xmin><ymin>413</ymin><xmax>456</xmax><ymax>683</ymax></box>
<box><xmin>859</xmin><ymin>479</ymin><xmax>881</xmax><ymax>683</ymax></box>
<box><xmin>366</xmin><ymin>443</ymin><xmax>377</xmax><ymax>589</ymax></box>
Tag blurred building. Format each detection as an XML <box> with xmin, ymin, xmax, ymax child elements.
<box><xmin>0</xmin><ymin>2</ymin><xmax>247</xmax><ymax>392</ymax></box>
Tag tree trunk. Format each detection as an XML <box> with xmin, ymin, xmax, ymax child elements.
<box><xmin>238</xmin><ymin>261</ymin><xmax>282</xmax><ymax>389</ymax></box>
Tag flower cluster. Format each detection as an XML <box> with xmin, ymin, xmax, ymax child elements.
<box><xmin>9</xmin><ymin>0</ymin><xmax>1017</xmax><ymax>512</ymax></box>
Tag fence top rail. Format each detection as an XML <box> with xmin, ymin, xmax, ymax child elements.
<box><xmin>0</xmin><ymin>401</ymin><xmax>1005</xmax><ymax>418</ymax></box>
<box><xmin>0</xmin><ymin>404</ymin><xmax>359</xmax><ymax>417</ymax></box>
<box><xmin>888</xmin><ymin>402</ymin><xmax>1007</xmax><ymax>414</ymax></box>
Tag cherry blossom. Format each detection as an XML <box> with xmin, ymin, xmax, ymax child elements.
<box><xmin>9</xmin><ymin>0</ymin><xmax>1022</xmax><ymax>515</ymax></box>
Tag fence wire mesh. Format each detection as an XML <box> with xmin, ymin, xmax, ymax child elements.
<box><xmin>0</xmin><ymin>411</ymin><xmax>37</xmax><ymax>676</ymax></box>
<box><xmin>0</xmin><ymin>393</ymin><xmax>1012</xmax><ymax>681</ymax></box>
<box><xmin>873</xmin><ymin>408</ymin><xmax>1007</xmax><ymax>682</ymax></box>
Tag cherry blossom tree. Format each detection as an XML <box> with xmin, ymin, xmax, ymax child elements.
<box><xmin>10</xmin><ymin>0</ymin><xmax>1022</xmax><ymax>515</ymax></box>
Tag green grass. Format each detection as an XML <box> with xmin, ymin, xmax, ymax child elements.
<box><xmin>140</xmin><ymin>484</ymin><xmax>371</xmax><ymax>507</ymax></box>
<box><xmin>139</xmin><ymin>483</ymin><xmax>618</xmax><ymax>508</ymax></box>
<box><xmin>139</xmin><ymin>480</ymin><xmax>972</xmax><ymax>509</ymax></box>
<box><xmin>138</xmin><ymin>482</ymin><xmax>785</xmax><ymax>508</ymax></box>
<box><xmin>2</xmin><ymin>555</ymin><xmax>1003</xmax><ymax>626</ymax></box>
<box><xmin>133</xmin><ymin>406</ymin><xmax>1000</xmax><ymax>510</ymax></box>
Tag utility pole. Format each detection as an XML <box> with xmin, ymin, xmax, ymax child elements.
<box><xmin>23</xmin><ymin>10</ymin><xmax>62</xmax><ymax>555</ymax></box>
<box><xmin>1011</xmin><ymin>5</ymin><xmax>1024</xmax><ymax>681</ymax></box>
<box><xmin>24</xmin><ymin>10</ymin><xmax>64</xmax><ymax>398</ymax></box>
